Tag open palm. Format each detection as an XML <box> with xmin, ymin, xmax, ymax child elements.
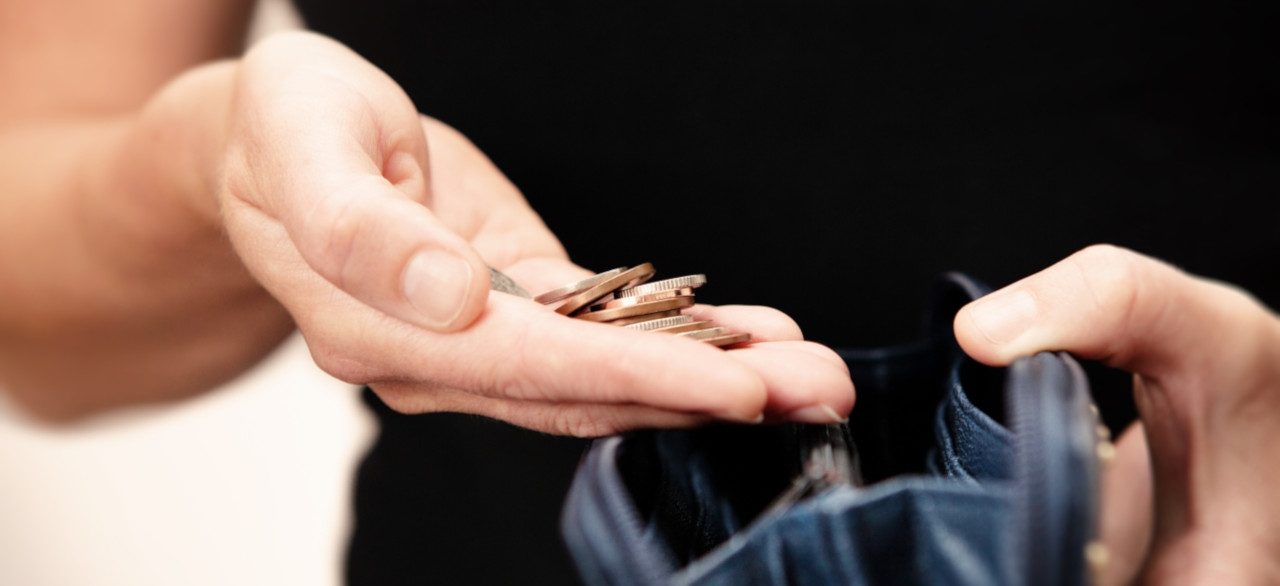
<box><xmin>220</xmin><ymin>32</ymin><xmax>853</xmax><ymax>435</ymax></box>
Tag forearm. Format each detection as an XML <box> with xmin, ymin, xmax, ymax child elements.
<box><xmin>0</xmin><ymin>61</ymin><xmax>291</xmax><ymax>420</ymax></box>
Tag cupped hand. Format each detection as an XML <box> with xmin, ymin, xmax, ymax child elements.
<box><xmin>218</xmin><ymin>32</ymin><xmax>853</xmax><ymax>436</ymax></box>
<box><xmin>954</xmin><ymin>245</ymin><xmax>1280</xmax><ymax>584</ymax></box>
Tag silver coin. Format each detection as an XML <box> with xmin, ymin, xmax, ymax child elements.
<box><xmin>488</xmin><ymin>266</ymin><xmax>531</xmax><ymax>299</ymax></box>
<box><xmin>534</xmin><ymin>267</ymin><xmax>626</xmax><ymax>304</ymax></box>
<box><xmin>617</xmin><ymin>274</ymin><xmax>707</xmax><ymax>298</ymax></box>
<box><xmin>622</xmin><ymin>315</ymin><xmax>694</xmax><ymax>331</ymax></box>
<box><xmin>605</xmin><ymin>309</ymin><xmax>682</xmax><ymax>327</ymax></box>
<box><xmin>653</xmin><ymin>320</ymin><xmax>716</xmax><ymax>335</ymax></box>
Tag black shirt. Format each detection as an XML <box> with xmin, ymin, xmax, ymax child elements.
<box><xmin>293</xmin><ymin>2</ymin><xmax>1279</xmax><ymax>584</ymax></box>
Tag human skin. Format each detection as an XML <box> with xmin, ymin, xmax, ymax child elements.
<box><xmin>6</xmin><ymin>2</ymin><xmax>1278</xmax><ymax>579</ymax></box>
<box><xmin>956</xmin><ymin>244</ymin><xmax>1280</xmax><ymax>585</ymax></box>
<box><xmin>0</xmin><ymin>4</ymin><xmax>853</xmax><ymax>431</ymax></box>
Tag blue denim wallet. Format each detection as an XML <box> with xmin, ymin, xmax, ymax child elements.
<box><xmin>561</xmin><ymin>274</ymin><xmax>1104</xmax><ymax>585</ymax></box>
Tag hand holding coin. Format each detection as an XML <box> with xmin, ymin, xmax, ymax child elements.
<box><xmin>537</xmin><ymin>265</ymin><xmax>751</xmax><ymax>347</ymax></box>
<box><xmin>220</xmin><ymin>34</ymin><xmax>851</xmax><ymax>436</ymax></box>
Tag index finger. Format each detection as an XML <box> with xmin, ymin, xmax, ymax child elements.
<box><xmin>311</xmin><ymin>292</ymin><xmax>770</xmax><ymax>422</ymax></box>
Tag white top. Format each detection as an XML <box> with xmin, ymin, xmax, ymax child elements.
<box><xmin>0</xmin><ymin>333</ymin><xmax>374</xmax><ymax>586</ymax></box>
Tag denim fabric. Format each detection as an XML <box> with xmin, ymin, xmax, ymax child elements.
<box><xmin>562</xmin><ymin>358</ymin><xmax>1017</xmax><ymax>586</ymax></box>
<box><xmin>561</xmin><ymin>274</ymin><xmax>1098</xmax><ymax>586</ymax></box>
<box><xmin>677</xmin><ymin>481</ymin><xmax>1011</xmax><ymax>586</ymax></box>
<box><xmin>929</xmin><ymin>366</ymin><xmax>1012</xmax><ymax>483</ymax></box>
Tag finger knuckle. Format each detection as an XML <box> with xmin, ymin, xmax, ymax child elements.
<box><xmin>496</xmin><ymin>325</ymin><xmax>561</xmax><ymax>402</ymax></box>
<box><xmin>595</xmin><ymin>344</ymin><xmax>652</xmax><ymax>402</ymax></box>
<box><xmin>368</xmin><ymin>383</ymin><xmax>443</xmax><ymax>415</ymax></box>
<box><xmin>308</xmin><ymin>342</ymin><xmax>373</xmax><ymax>384</ymax></box>
<box><xmin>497</xmin><ymin>370</ymin><xmax>547</xmax><ymax>403</ymax></box>
<box><xmin>549</xmin><ymin>409</ymin><xmax>617</xmax><ymax>438</ymax></box>
<box><xmin>1069</xmin><ymin>244</ymin><xmax>1146</xmax><ymax>312</ymax></box>
<box><xmin>1067</xmin><ymin>244</ymin><xmax>1166</xmax><ymax>361</ymax></box>
<box><xmin>309</xmin><ymin>194</ymin><xmax>368</xmax><ymax>289</ymax></box>
<box><xmin>1073</xmin><ymin>244</ymin><xmax>1139</xmax><ymax>274</ymax></box>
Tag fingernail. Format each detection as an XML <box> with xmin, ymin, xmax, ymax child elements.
<box><xmin>967</xmin><ymin>288</ymin><xmax>1038</xmax><ymax>345</ymax></box>
<box><xmin>785</xmin><ymin>404</ymin><xmax>846</xmax><ymax>424</ymax></box>
<box><xmin>402</xmin><ymin>250</ymin><xmax>473</xmax><ymax>328</ymax></box>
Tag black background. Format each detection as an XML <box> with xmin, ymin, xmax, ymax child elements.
<box><xmin>296</xmin><ymin>2</ymin><xmax>1279</xmax><ymax>584</ymax></box>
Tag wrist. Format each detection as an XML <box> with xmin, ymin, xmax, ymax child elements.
<box><xmin>80</xmin><ymin>60</ymin><xmax>251</xmax><ymax>281</ymax></box>
<box><xmin>117</xmin><ymin>60</ymin><xmax>237</xmax><ymax>231</ymax></box>
<box><xmin>1143</xmin><ymin>528</ymin><xmax>1280</xmax><ymax>585</ymax></box>
<box><xmin>0</xmin><ymin>60</ymin><xmax>294</xmax><ymax>420</ymax></box>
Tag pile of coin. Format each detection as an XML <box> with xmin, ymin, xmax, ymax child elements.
<box><xmin>533</xmin><ymin>263</ymin><xmax>751</xmax><ymax>348</ymax></box>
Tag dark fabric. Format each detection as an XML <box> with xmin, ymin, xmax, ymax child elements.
<box><xmin>566</xmin><ymin>431</ymin><xmax>1013</xmax><ymax>586</ymax></box>
<box><xmin>289</xmin><ymin>2</ymin><xmax>1280</xmax><ymax>584</ymax></box>
<box><xmin>346</xmin><ymin>394</ymin><xmax>586</xmax><ymax>585</ymax></box>
<box><xmin>560</xmin><ymin>311</ymin><xmax>1090</xmax><ymax>585</ymax></box>
<box><xmin>929</xmin><ymin>363</ymin><xmax>1013</xmax><ymax>483</ymax></box>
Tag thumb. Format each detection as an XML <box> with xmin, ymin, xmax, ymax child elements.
<box><xmin>233</xmin><ymin>32</ymin><xmax>491</xmax><ymax>333</ymax></box>
<box><xmin>954</xmin><ymin>244</ymin><xmax>1280</xmax><ymax>579</ymax></box>
<box><xmin>953</xmin><ymin>244</ymin><xmax>1269</xmax><ymax>378</ymax></box>
<box><xmin>285</xmin><ymin>175</ymin><xmax>491</xmax><ymax>332</ymax></box>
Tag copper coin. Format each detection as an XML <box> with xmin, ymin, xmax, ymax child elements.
<box><xmin>534</xmin><ymin>267</ymin><xmax>626</xmax><ymax>304</ymax></box>
<box><xmin>607</xmin><ymin>310</ymin><xmax>682</xmax><ymax>327</ymax></box>
<box><xmin>677</xmin><ymin>326</ymin><xmax>730</xmax><ymax>340</ymax></box>
<box><xmin>652</xmin><ymin>320</ymin><xmax>716</xmax><ymax>335</ymax></box>
<box><xmin>576</xmin><ymin>296</ymin><xmax>694</xmax><ymax>322</ymax></box>
<box><xmin>617</xmin><ymin>274</ymin><xmax>706</xmax><ymax>298</ymax></box>
<box><xmin>703</xmin><ymin>332</ymin><xmax>752</xmax><ymax>348</ymax></box>
<box><xmin>588</xmin><ymin>288</ymin><xmax>694</xmax><ymax>311</ymax></box>
<box><xmin>555</xmin><ymin>263</ymin><xmax>655</xmax><ymax>315</ymax></box>
<box><xmin>622</xmin><ymin>315</ymin><xmax>694</xmax><ymax>331</ymax></box>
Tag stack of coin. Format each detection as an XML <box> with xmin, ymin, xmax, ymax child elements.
<box><xmin>534</xmin><ymin>263</ymin><xmax>751</xmax><ymax>348</ymax></box>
